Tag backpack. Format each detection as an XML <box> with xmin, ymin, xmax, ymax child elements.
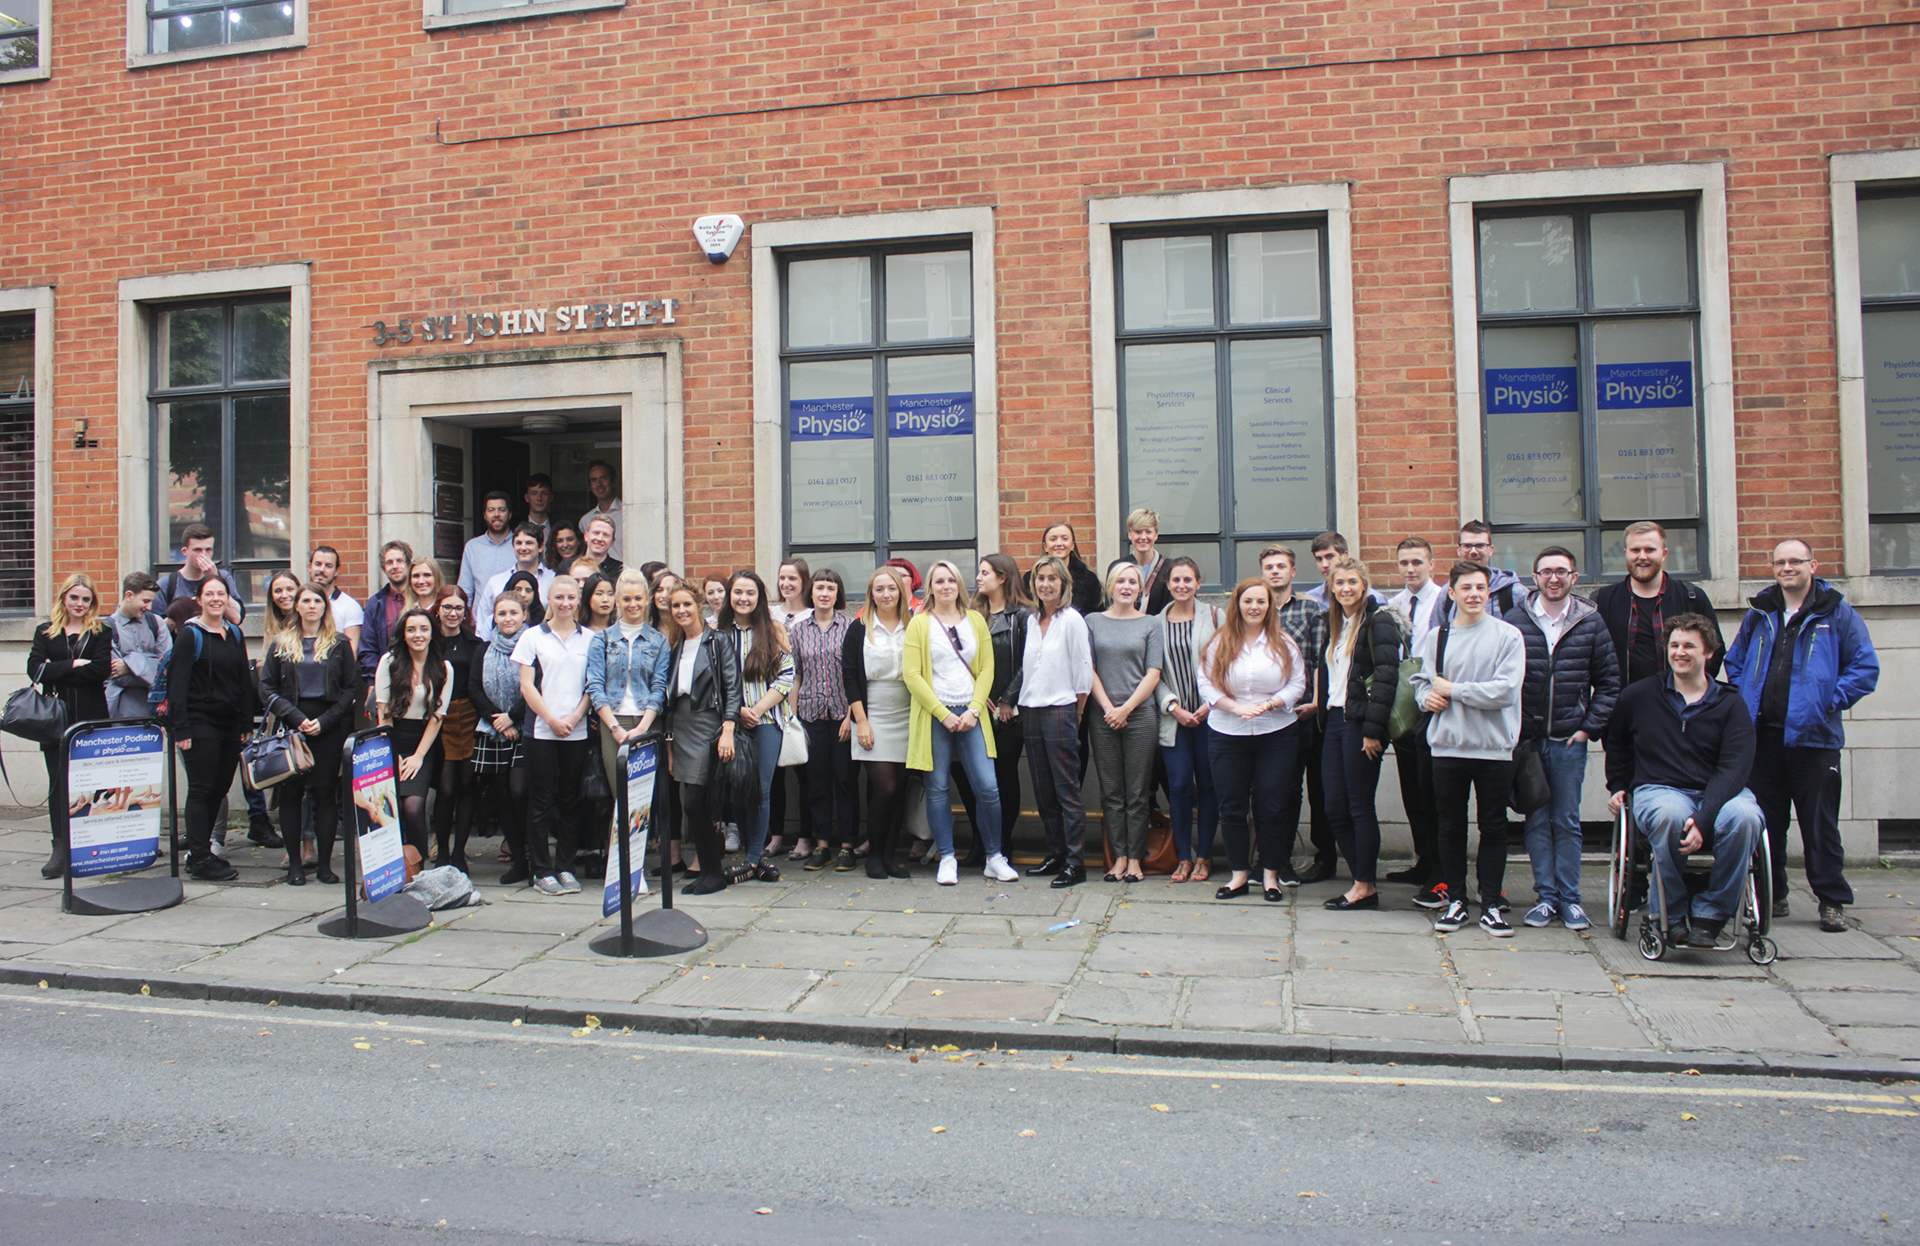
<box><xmin>147</xmin><ymin>620</ymin><xmax>245</xmax><ymax>711</ymax></box>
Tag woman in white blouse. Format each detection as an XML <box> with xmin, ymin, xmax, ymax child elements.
<box><xmin>844</xmin><ymin>565</ymin><xmax>914</xmax><ymax>879</ymax></box>
<box><xmin>1017</xmin><ymin>555</ymin><xmax>1093</xmax><ymax>888</ymax></box>
<box><xmin>1197</xmin><ymin>578</ymin><xmax>1307</xmax><ymax>902</ymax></box>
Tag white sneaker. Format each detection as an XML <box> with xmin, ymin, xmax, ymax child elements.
<box><xmin>936</xmin><ymin>855</ymin><xmax>958</xmax><ymax>886</ymax></box>
<box><xmin>984</xmin><ymin>853</ymin><xmax>1019</xmax><ymax>882</ymax></box>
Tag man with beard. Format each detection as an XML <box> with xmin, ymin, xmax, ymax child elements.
<box><xmin>1593</xmin><ymin>520</ymin><xmax>1720</xmax><ymax>686</ymax></box>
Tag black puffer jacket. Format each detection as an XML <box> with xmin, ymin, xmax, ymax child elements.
<box><xmin>1504</xmin><ymin>591</ymin><xmax>1622</xmax><ymax>742</ymax></box>
<box><xmin>1316</xmin><ymin>596</ymin><xmax>1405</xmax><ymax>742</ymax></box>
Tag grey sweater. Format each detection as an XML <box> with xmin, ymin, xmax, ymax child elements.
<box><xmin>1410</xmin><ymin>613</ymin><xmax>1525</xmax><ymax>760</ymax></box>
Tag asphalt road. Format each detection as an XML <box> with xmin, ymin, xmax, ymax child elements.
<box><xmin>0</xmin><ymin>985</ymin><xmax>1913</xmax><ymax>1246</ymax></box>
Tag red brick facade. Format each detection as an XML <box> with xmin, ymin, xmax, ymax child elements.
<box><xmin>5</xmin><ymin>0</ymin><xmax>1918</xmax><ymax>594</ymax></box>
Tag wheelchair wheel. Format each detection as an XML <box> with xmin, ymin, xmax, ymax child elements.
<box><xmin>1608</xmin><ymin>805</ymin><xmax>1632</xmax><ymax>940</ymax></box>
<box><xmin>1752</xmin><ymin>836</ymin><xmax>1774</xmax><ymax>937</ymax></box>
<box><xmin>1638</xmin><ymin>922</ymin><xmax>1666</xmax><ymax>962</ymax></box>
<box><xmin>1747</xmin><ymin>935</ymin><xmax>1777</xmax><ymax>965</ymax></box>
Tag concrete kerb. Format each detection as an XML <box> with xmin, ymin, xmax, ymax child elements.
<box><xmin>3</xmin><ymin>961</ymin><xmax>1915</xmax><ymax>1082</ymax></box>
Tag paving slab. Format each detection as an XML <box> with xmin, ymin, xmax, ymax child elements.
<box><xmin>646</xmin><ymin>966</ymin><xmax>815</xmax><ymax>1010</ymax></box>
<box><xmin>1472</xmin><ymin>1017</ymin><xmax>1564</xmax><ymax>1046</ymax></box>
<box><xmin>1465</xmin><ymin>989</ymin><xmax>1561</xmax><ymax>1019</ymax></box>
<box><xmin>1559</xmin><ymin>996</ymin><xmax>1659</xmax><ymax>1049</ymax></box>
<box><xmin>0</xmin><ymin>900</ymin><xmax>139</xmax><ymax>943</ymax></box>
<box><xmin>1054</xmin><ymin>971</ymin><xmax>1182</xmax><ymax>1027</ymax></box>
<box><xmin>1104</xmin><ymin>903</ymin><xmax>1285</xmax><ymax>937</ymax></box>
<box><xmin>1769</xmin><ymin>958</ymin><xmax>1920</xmax><ymax>992</ymax></box>
<box><xmin>0</xmin><ymin>941</ymin><xmax>58</xmax><ymax>960</ymax></box>
<box><xmin>1087</xmin><ymin>932</ymin><xmax>1286</xmax><ymax>978</ymax></box>
<box><xmin>433</xmin><ymin>900</ymin><xmax>607</xmax><ymax>935</ymax></box>
<box><xmin>1293</xmin><ymin>968</ymin><xmax>1456</xmax><ymax>1014</ymax></box>
<box><xmin>1296</xmin><ymin>1006</ymin><xmax>1468</xmax><ymax>1042</ymax></box>
<box><xmin>882</xmin><ymin>978</ymin><xmax>1061</xmax><ymax>1022</ymax></box>
<box><xmin>190</xmin><ymin>885</ymin><xmax>345</xmax><ymax>914</ymax></box>
<box><xmin>40</xmin><ymin>935</ymin><xmax>211</xmax><ymax>973</ymax></box>
<box><xmin>1179</xmin><ymin>978</ymin><xmax>1289</xmax><ymax>1032</ymax></box>
<box><xmin>331</xmin><ymin>962</ymin><xmax>505</xmax><ymax>991</ymax></box>
<box><xmin>702</xmin><ymin>930</ymin><xmax>924</xmax><ymax>973</ymax></box>
<box><xmin>1588</xmin><ymin>932</ymin><xmax>1767</xmax><ymax>978</ymax></box>
<box><xmin>94</xmin><ymin>905</ymin><xmax>301</xmax><ymax>947</ymax></box>
<box><xmin>1849</xmin><ymin>908</ymin><xmax>1920</xmax><ymax>938</ymax></box>
<box><xmin>748</xmin><ymin>908</ymin><xmax>885</xmax><ymax>936</ymax></box>
<box><xmin>798</xmin><ymin>885</ymin><xmax>1068</xmax><ymax>916</ymax></box>
<box><xmin>1450</xmin><ymin>948</ymin><xmax>1616</xmax><ymax>994</ymax></box>
<box><xmin>1768</xmin><ymin>926</ymin><xmax>1900</xmax><ymax>960</ymax></box>
<box><xmin>1835</xmin><ymin>1026</ymin><xmax>1920</xmax><ymax>1060</ymax></box>
<box><xmin>478</xmin><ymin>958</ymin><xmax>680</xmax><ymax>1001</ymax></box>
<box><xmin>1293</xmin><ymin>931</ymin><xmax>1441</xmax><ymax>973</ymax></box>
<box><xmin>1626</xmin><ymin>978</ymin><xmax>1847</xmax><ymax>1055</ymax></box>
<box><xmin>1797</xmin><ymin>991</ymin><xmax>1920</xmax><ymax>1027</ymax></box>
<box><xmin>1291</xmin><ymin>907</ymin><xmax>1444</xmax><ymax>937</ymax></box>
<box><xmin>189</xmin><ymin>935</ymin><xmax>371</xmax><ymax>981</ymax></box>
<box><xmin>792</xmin><ymin>970</ymin><xmax>896</xmax><ymax>1016</ymax></box>
<box><xmin>913</xmin><ymin>945</ymin><xmax>1085</xmax><ymax>984</ymax></box>
<box><xmin>373</xmin><ymin>929</ymin><xmax>564</xmax><ymax>970</ymax></box>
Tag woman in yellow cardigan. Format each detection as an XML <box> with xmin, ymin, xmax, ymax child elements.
<box><xmin>904</xmin><ymin>560</ymin><xmax>1022</xmax><ymax>887</ymax></box>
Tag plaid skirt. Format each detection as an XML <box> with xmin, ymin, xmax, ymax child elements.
<box><xmin>470</xmin><ymin>728</ymin><xmax>522</xmax><ymax>774</ymax></box>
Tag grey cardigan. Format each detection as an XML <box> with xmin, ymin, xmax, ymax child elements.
<box><xmin>1156</xmin><ymin>602</ymin><xmax>1224</xmax><ymax>748</ymax></box>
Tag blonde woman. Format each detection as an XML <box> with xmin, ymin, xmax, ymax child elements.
<box><xmin>1018</xmin><ymin>555</ymin><xmax>1093</xmax><ymax>887</ymax></box>
<box><xmin>404</xmin><ymin>558</ymin><xmax>447</xmax><ymax>615</ymax></box>
<box><xmin>845</xmin><ymin>565</ymin><xmax>914</xmax><ymax>878</ymax></box>
<box><xmin>259</xmin><ymin>582</ymin><xmax>359</xmax><ymax>885</ymax></box>
<box><xmin>1104</xmin><ymin>507</ymin><xmax>1173</xmax><ymax>615</ymax></box>
<box><xmin>902</xmin><ymin>560</ymin><xmax>1018</xmax><ymax>886</ymax></box>
<box><xmin>27</xmin><ymin>573</ymin><xmax>112</xmax><ymax>878</ymax></box>
<box><xmin>1317</xmin><ymin>556</ymin><xmax>1405</xmax><ymax>911</ymax></box>
<box><xmin>1086</xmin><ymin>561</ymin><xmax>1163</xmax><ymax>881</ymax></box>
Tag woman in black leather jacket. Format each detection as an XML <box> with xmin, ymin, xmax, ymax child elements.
<box><xmin>664</xmin><ymin>582</ymin><xmax>740</xmax><ymax>894</ymax></box>
<box><xmin>27</xmin><ymin>573</ymin><xmax>113</xmax><ymax>878</ymax></box>
<box><xmin>956</xmin><ymin>553</ymin><xmax>1029</xmax><ymax>864</ymax></box>
<box><xmin>1317</xmin><ymin>557</ymin><xmax>1405</xmax><ymax>912</ymax></box>
<box><xmin>259</xmin><ymin>582</ymin><xmax>359</xmax><ymax>885</ymax></box>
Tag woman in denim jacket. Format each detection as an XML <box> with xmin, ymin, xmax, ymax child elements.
<box><xmin>587</xmin><ymin>569</ymin><xmax>671</xmax><ymax>824</ymax></box>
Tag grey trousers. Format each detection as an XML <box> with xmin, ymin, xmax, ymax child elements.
<box><xmin>1089</xmin><ymin>708</ymin><xmax>1158</xmax><ymax>860</ymax></box>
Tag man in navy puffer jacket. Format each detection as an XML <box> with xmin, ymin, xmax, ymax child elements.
<box><xmin>1724</xmin><ymin>539</ymin><xmax>1879</xmax><ymax>932</ymax></box>
<box><xmin>1503</xmin><ymin>546</ymin><xmax>1621</xmax><ymax>931</ymax></box>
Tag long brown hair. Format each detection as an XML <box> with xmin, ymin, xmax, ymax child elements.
<box><xmin>1204</xmin><ymin>578</ymin><xmax>1293</xmax><ymax>693</ymax></box>
<box><xmin>665</xmin><ymin>583</ymin><xmax>706</xmax><ymax>647</ymax></box>
<box><xmin>718</xmin><ymin>570</ymin><xmax>786</xmax><ymax>683</ymax></box>
<box><xmin>971</xmin><ymin>552</ymin><xmax>1033</xmax><ymax>613</ymax></box>
<box><xmin>1323</xmin><ymin>555</ymin><xmax>1373</xmax><ymax>660</ymax></box>
<box><xmin>385</xmin><ymin>607</ymin><xmax>446</xmax><ymax>721</ymax></box>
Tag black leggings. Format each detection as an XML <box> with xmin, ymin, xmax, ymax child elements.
<box><xmin>180</xmin><ymin>731</ymin><xmax>244</xmax><ymax>864</ymax></box>
<box><xmin>279</xmin><ymin>714</ymin><xmax>347</xmax><ymax>869</ymax></box>
<box><xmin>679</xmin><ymin>780</ymin><xmax>723</xmax><ymax>874</ymax></box>
<box><xmin>524</xmin><ymin>737</ymin><xmax>588</xmax><ymax>876</ymax></box>
<box><xmin>478</xmin><ymin>765</ymin><xmax>530</xmax><ymax>869</ymax></box>
<box><xmin>863</xmin><ymin>760</ymin><xmax>908</xmax><ymax>863</ymax></box>
<box><xmin>432</xmin><ymin>756</ymin><xmax>477</xmax><ymax>869</ymax></box>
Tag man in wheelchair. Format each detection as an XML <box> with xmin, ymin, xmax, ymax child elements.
<box><xmin>1605</xmin><ymin>613</ymin><xmax>1764</xmax><ymax>949</ymax></box>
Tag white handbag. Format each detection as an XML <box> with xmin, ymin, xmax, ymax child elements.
<box><xmin>777</xmin><ymin>705</ymin><xmax>809</xmax><ymax>767</ymax></box>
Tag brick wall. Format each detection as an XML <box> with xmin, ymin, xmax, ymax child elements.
<box><xmin>0</xmin><ymin>1</ymin><xmax>1915</xmax><ymax>594</ymax></box>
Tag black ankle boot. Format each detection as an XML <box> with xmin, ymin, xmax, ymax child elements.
<box><xmin>41</xmin><ymin>838</ymin><xmax>65</xmax><ymax>879</ymax></box>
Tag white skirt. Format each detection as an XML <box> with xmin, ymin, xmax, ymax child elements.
<box><xmin>852</xmin><ymin>678</ymin><xmax>910</xmax><ymax>764</ymax></box>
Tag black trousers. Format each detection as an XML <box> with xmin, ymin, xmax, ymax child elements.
<box><xmin>1432</xmin><ymin>755</ymin><xmax>1515</xmax><ymax>906</ymax></box>
<box><xmin>802</xmin><ymin>717</ymin><xmax>860</xmax><ymax>849</ymax></box>
<box><xmin>1394</xmin><ymin>729</ymin><xmax>1438</xmax><ymax>870</ymax></box>
<box><xmin>1752</xmin><ymin>728</ymin><xmax>1851</xmax><ymax>906</ymax></box>
<box><xmin>523</xmin><ymin>737</ymin><xmax>588</xmax><ymax>876</ymax></box>
<box><xmin>40</xmin><ymin>744</ymin><xmax>70</xmax><ymax>848</ymax></box>
<box><xmin>1301</xmin><ymin>715</ymin><xmax>1336</xmax><ymax>867</ymax></box>
<box><xmin>180</xmin><ymin>732</ymin><xmax>245</xmax><ymax>864</ymax></box>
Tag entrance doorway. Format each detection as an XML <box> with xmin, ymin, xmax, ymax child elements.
<box><xmin>427</xmin><ymin>410</ymin><xmax>622</xmax><ymax>580</ymax></box>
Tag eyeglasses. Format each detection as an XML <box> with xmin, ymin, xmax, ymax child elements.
<box><xmin>1771</xmin><ymin>558</ymin><xmax>1812</xmax><ymax>569</ymax></box>
<box><xmin>1459</xmin><ymin>543</ymin><xmax>1493</xmax><ymax>554</ymax></box>
<box><xmin>1534</xmin><ymin>568</ymin><xmax>1574</xmax><ymax>580</ymax></box>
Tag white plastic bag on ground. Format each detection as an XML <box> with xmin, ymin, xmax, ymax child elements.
<box><xmin>402</xmin><ymin>865</ymin><xmax>480</xmax><ymax>910</ymax></box>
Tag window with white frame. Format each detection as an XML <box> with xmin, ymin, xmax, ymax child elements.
<box><xmin>0</xmin><ymin>315</ymin><xmax>35</xmax><ymax>610</ymax></box>
<box><xmin>149</xmin><ymin>296</ymin><xmax>292</xmax><ymax>602</ymax></box>
<box><xmin>1858</xmin><ymin>188</ymin><xmax>1920</xmax><ymax>572</ymax></box>
<box><xmin>779</xmin><ymin>242</ymin><xmax>978</xmax><ymax>590</ymax></box>
<box><xmin>1473</xmin><ymin>201</ymin><xmax>1707</xmax><ymax>579</ymax></box>
<box><xmin>132</xmin><ymin>0</ymin><xmax>303</xmax><ymax>64</ymax></box>
<box><xmin>425</xmin><ymin>0</ymin><xmax>623</xmax><ymax>28</ymax></box>
<box><xmin>1113</xmin><ymin>219</ymin><xmax>1334</xmax><ymax>585</ymax></box>
<box><xmin>0</xmin><ymin>0</ymin><xmax>46</xmax><ymax>78</ymax></box>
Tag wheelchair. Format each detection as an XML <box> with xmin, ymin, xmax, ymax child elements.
<box><xmin>1605</xmin><ymin>800</ymin><xmax>1776</xmax><ymax>965</ymax></box>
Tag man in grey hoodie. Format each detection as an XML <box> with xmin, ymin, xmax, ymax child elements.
<box><xmin>1411</xmin><ymin>561</ymin><xmax>1526</xmax><ymax>937</ymax></box>
<box><xmin>105</xmin><ymin>571</ymin><xmax>171</xmax><ymax>720</ymax></box>
<box><xmin>1507</xmin><ymin>547</ymin><xmax>1620</xmax><ymax>932</ymax></box>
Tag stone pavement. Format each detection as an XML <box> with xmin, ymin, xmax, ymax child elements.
<box><xmin>2</xmin><ymin>815</ymin><xmax>1916</xmax><ymax>1076</ymax></box>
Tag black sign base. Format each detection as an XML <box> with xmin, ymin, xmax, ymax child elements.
<box><xmin>589</xmin><ymin>907</ymin><xmax>708</xmax><ymax>958</ymax></box>
<box><xmin>318</xmin><ymin>892</ymin><xmax>432</xmax><ymax>939</ymax></box>
<box><xmin>64</xmin><ymin>876</ymin><xmax>185</xmax><ymax>917</ymax></box>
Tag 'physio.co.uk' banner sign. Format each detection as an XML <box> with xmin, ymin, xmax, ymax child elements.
<box><xmin>604</xmin><ymin>739</ymin><xmax>658</xmax><ymax>917</ymax></box>
<box><xmin>67</xmin><ymin>724</ymin><xmax>166</xmax><ymax>879</ymax></box>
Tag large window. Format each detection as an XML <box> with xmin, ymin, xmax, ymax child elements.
<box><xmin>1474</xmin><ymin>201</ymin><xmax>1705</xmax><ymax>579</ymax></box>
<box><xmin>780</xmin><ymin>244</ymin><xmax>977</xmax><ymax>590</ymax></box>
<box><xmin>1860</xmin><ymin>190</ymin><xmax>1920</xmax><ymax>572</ymax></box>
<box><xmin>149</xmin><ymin>297</ymin><xmax>292</xmax><ymax>602</ymax></box>
<box><xmin>0</xmin><ymin>0</ymin><xmax>43</xmax><ymax>78</ymax></box>
<box><xmin>1114</xmin><ymin>221</ymin><xmax>1332</xmax><ymax>585</ymax></box>
<box><xmin>0</xmin><ymin>316</ymin><xmax>34</xmax><ymax>611</ymax></box>
<box><xmin>132</xmin><ymin>0</ymin><xmax>304</xmax><ymax>63</ymax></box>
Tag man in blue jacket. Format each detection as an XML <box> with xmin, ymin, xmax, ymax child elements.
<box><xmin>1723</xmin><ymin>539</ymin><xmax>1879</xmax><ymax>933</ymax></box>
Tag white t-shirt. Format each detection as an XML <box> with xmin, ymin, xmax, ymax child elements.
<box><xmin>474</xmin><ymin>565</ymin><xmax>555</xmax><ymax>641</ymax></box>
<box><xmin>928</xmin><ymin>615</ymin><xmax>978</xmax><ymax>705</ymax></box>
<box><xmin>374</xmin><ymin>653</ymin><xmax>454</xmax><ymax>719</ymax></box>
<box><xmin>614</xmin><ymin>620</ymin><xmax>646</xmax><ymax>715</ymax></box>
<box><xmin>676</xmin><ymin>636</ymin><xmax>701</xmax><ymax>697</ymax></box>
<box><xmin>328</xmin><ymin>589</ymin><xmax>364</xmax><ymax>633</ymax></box>
<box><xmin>511</xmin><ymin>623</ymin><xmax>594</xmax><ymax>741</ymax></box>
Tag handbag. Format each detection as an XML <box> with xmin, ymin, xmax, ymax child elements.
<box><xmin>2</xmin><ymin>682</ymin><xmax>67</xmax><ymax>746</ymax></box>
<box><xmin>1510</xmin><ymin>742</ymin><xmax>1551</xmax><ymax>815</ymax></box>
<box><xmin>1383</xmin><ymin>657</ymin><xmax>1425</xmax><ymax>741</ymax></box>
<box><xmin>716</xmin><ymin>722</ymin><xmax>762</xmax><ymax>819</ymax></box>
<box><xmin>241</xmin><ymin>723</ymin><xmax>313</xmax><ymax>792</ymax></box>
<box><xmin>777</xmin><ymin>708</ymin><xmax>809</xmax><ymax>767</ymax></box>
<box><xmin>580</xmin><ymin>736</ymin><xmax>612</xmax><ymax>804</ymax></box>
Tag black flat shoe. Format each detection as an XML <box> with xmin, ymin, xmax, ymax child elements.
<box><xmin>1263</xmin><ymin>887</ymin><xmax>1283</xmax><ymax>902</ymax></box>
<box><xmin>1103</xmin><ymin>869</ymin><xmax>1123</xmax><ymax>883</ymax></box>
<box><xmin>884</xmin><ymin>860</ymin><xmax>910</xmax><ymax>880</ymax></box>
<box><xmin>285</xmin><ymin>866</ymin><xmax>305</xmax><ymax>886</ymax></box>
<box><xmin>1027</xmin><ymin>856</ymin><xmax>1066</xmax><ymax>877</ymax></box>
<box><xmin>1383</xmin><ymin>865</ymin><xmax>1431</xmax><ymax>885</ymax></box>
<box><xmin>1324</xmin><ymin>893</ymin><xmax>1380</xmax><ymax>910</ymax></box>
<box><xmin>315</xmin><ymin>865</ymin><xmax>340</xmax><ymax>885</ymax></box>
<box><xmin>500</xmin><ymin>865</ymin><xmax>531</xmax><ymax>886</ymax></box>
<box><xmin>685</xmin><ymin>872</ymin><xmax>729</xmax><ymax>895</ymax></box>
<box><xmin>865</xmin><ymin>855</ymin><xmax>888</xmax><ymax>879</ymax></box>
<box><xmin>1295</xmin><ymin>861</ymin><xmax>1337</xmax><ymax>885</ymax></box>
<box><xmin>1124</xmin><ymin>872</ymin><xmax>1145</xmax><ymax>884</ymax></box>
<box><xmin>1215</xmin><ymin>882</ymin><xmax>1249</xmax><ymax>900</ymax></box>
<box><xmin>1051</xmin><ymin>863</ymin><xmax>1085</xmax><ymax>889</ymax></box>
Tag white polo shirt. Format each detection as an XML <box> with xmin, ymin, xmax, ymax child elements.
<box><xmin>579</xmin><ymin>499</ymin><xmax>624</xmax><ymax>561</ymax></box>
<box><xmin>510</xmin><ymin>622</ymin><xmax>594</xmax><ymax>741</ymax></box>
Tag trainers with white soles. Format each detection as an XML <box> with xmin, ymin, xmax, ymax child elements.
<box><xmin>936</xmin><ymin>855</ymin><xmax>958</xmax><ymax>886</ymax></box>
<box><xmin>1523</xmin><ymin>902</ymin><xmax>1557</xmax><ymax>928</ymax></box>
<box><xmin>984</xmin><ymin>853</ymin><xmax>1019</xmax><ymax>882</ymax></box>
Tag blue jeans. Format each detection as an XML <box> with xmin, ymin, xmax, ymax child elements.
<box><xmin>1321</xmin><ymin>707</ymin><xmax>1385</xmax><ymax>884</ymax></box>
<box><xmin>743</xmin><ymin>720</ymin><xmax>782</xmax><ymax>863</ymax></box>
<box><xmin>926</xmin><ymin>714</ymin><xmax>1002</xmax><ymax>859</ymax></box>
<box><xmin>1162</xmin><ymin>722</ymin><xmax>1217</xmax><ymax>862</ymax></box>
<box><xmin>1633</xmin><ymin>784</ymin><xmax>1765</xmax><ymax>923</ymax></box>
<box><xmin>1522</xmin><ymin>738</ymin><xmax>1589</xmax><ymax>910</ymax></box>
